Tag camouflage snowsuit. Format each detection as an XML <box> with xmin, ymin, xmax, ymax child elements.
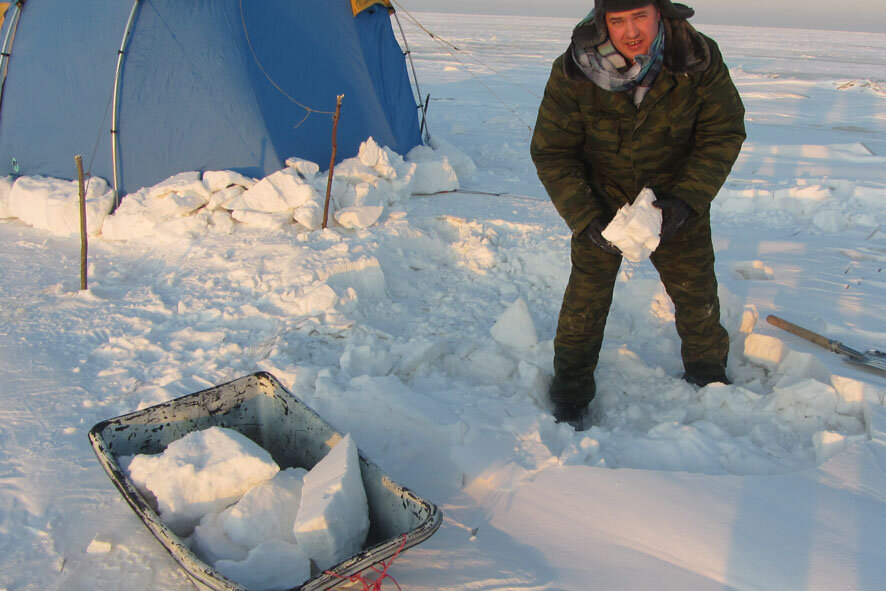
<box><xmin>530</xmin><ymin>16</ymin><xmax>746</xmax><ymax>406</ymax></box>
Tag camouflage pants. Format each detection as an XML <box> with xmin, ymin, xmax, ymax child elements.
<box><xmin>552</xmin><ymin>212</ymin><xmax>729</xmax><ymax>406</ymax></box>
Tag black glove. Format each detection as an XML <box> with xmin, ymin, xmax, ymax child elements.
<box><xmin>653</xmin><ymin>196</ymin><xmax>693</xmax><ymax>245</ymax></box>
<box><xmin>580</xmin><ymin>217</ymin><xmax>621</xmax><ymax>256</ymax></box>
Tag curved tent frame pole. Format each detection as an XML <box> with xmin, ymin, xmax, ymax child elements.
<box><xmin>392</xmin><ymin>10</ymin><xmax>429</xmax><ymax>143</ymax></box>
<box><xmin>111</xmin><ymin>0</ymin><xmax>141</xmax><ymax>206</ymax></box>
<box><xmin>0</xmin><ymin>1</ymin><xmax>26</xmax><ymax>127</ymax></box>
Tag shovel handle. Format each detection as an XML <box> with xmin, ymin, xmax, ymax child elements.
<box><xmin>765</xmin><ymin>315</ymin><xmax>839</xmax><ymax>353</ymax></box>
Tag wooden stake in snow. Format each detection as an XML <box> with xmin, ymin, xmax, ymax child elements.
<box><xmin>75</xmin><ymin>155</ymin><xmax>88</xmax><ymax>291</ymax></box>
<box><xmin>322</xmin><ymin>94</ymin><xmax>344</xmax><ymax>230</ymax></box>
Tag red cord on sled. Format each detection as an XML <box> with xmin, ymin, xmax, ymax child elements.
<box><xmin>324</xmin><ymin>534</ymin><xmax>408</xmax><ymax>590</ymax></box>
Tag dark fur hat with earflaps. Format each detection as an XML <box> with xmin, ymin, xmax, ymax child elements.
<box><xmin>566</xmin><ymin>0</ymin><xmax>710</xmax><ymax>81</ymax></box>
<box><xmin>586</xmin><ymin>0</ymin><xmax>695</xmax><ymax>45</ymax></box>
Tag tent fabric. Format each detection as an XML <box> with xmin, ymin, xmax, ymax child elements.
<box><xmin>351</xmin><ymin>0</ymin><xmax>392</xmax><ymax>17</ymax></box>
<box><xmin>0</xmin><ymin>0</ymin><xmax>421</xmax><ymax>196</ymax></box>
<box><xmin>354</xmin><ymin>4</ymin><xmax>421</xmax><ymax>152</ymax></box>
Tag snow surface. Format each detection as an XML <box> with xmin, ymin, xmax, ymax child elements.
<box><xmin>1</xmin><ymin>12</ymin><xmax>886</xmax><ymax>591</ymax></box>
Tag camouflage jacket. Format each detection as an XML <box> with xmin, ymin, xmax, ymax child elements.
<box><xmin>530</xmin><ymin>17</ymin><xmax>746</xmax><ymax>234</ymax></box>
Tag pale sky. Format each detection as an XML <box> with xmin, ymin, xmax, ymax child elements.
<box><xmin>397</xmin><ymin>0</ymin><xmax>886</xmax><ymax>34</ymax></box>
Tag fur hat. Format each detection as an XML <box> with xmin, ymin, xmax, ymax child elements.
<box><xmin>568</xmin><ymin>1</ymin><xmax>709</xmax><ymax>80</ymax></box>
<box><xmin>591</xmin><ymin>1</ymin><xmax>695</xmax><ymax>44</ymax></box>
<box><xmin>594</xmin><ymin>0</ymin><xmax>695</xmax><ymax>23</ymax></box>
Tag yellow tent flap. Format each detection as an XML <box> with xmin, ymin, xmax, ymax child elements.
<box><xmin>351</xmin><ymin>0</ymin><xmax>392</xmax><ymax>17</ymax></box>
<box><xmin>0</xmin><ymin>3</ymin><xmax>10</xmax><ymax>30</ymax></box>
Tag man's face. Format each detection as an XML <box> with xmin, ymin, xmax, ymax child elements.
<box><xmin>605</xmin><ymin>4</ymin><xmax>661</xmax><ymax>63</ymax></box>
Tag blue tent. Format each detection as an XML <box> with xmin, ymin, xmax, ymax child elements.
<box><xmin>0</xmin><ymin>0</ymin><xmax>421</xmax><ymax>196</ymax></box>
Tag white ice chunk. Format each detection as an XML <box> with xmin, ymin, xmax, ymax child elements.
<box><xmin>774</xmin><ymin>379</ymin><xmax>839</xmax><ymax>415</ymax></box>
<box><xmin>392</xmin><ymin>338</ymin><xmax>444</xmax><ymax>374</ymax></box>
<box><xmin>333</xmin><ymin>158</ymin><xmax>380</xmax><ymax>184</ymax></box>
<box><xmin>146</xmin><ymin>172</ymin><xmax>209</xmax><ymax>201</ymax></box>
<box><xmin>126</xmin><ymin>427</ymin><xmax>280</xmax><ymax>536</ymax></box>
<box><xmin>202</xmin><ymin>170</ymin><xmax>256</xmax><ymax>193</ymax></box>
<box><xmin>775</xmin><ymin>349</ymin><xmax>831</xmax><ymax>388</ymax></box>
<box><xmin>812</xmin><ymin>431</ymin><xmax>850</xmax><ymax>463</ymax></box>
<box><xmin>293</xmin><ymin>284</ymin><xmax>338</xmax><ymax>317</ymax></box>
<box><xmin>241</xmin><ymin>169</ymin><xmax>317</xmax><ymax>213</ymax></box>
<box><xmin>358</xmin><ymin>137</ymin><xmax>397</xmax><ymax>179</ymax></box>
<box><xmin>285</xmin><ymin>157</ymin><xmax>321</xmax><ymax>180</ymax></box>
<box><xmin>406</xmin><ymin>144</ymin><xmax>459</xmax><ymax>194</ymax></box>
<box><xmin>151</xmin><ymin>191</ymin><xmax>207</xmax><ymax>218</ymax></box>
<box><xmin>0</xmin><ymin>175</ymin><xmax>14</xmax><ymax>218</ymax></box>
<box><xmin>739</xmin><ymin>305</ymin><xmax>759</xmax><ymax>334</ymax></box>
<box><xmin>743</xmin><ymin>333</ymin><xmax>788</xmax><ymax>368</ymax></box>
<box><xmin>491</xmin><ymin>298</ymin><xmax>538</xmax><ymax>350</ymax></box>
<box><xmin>429</xmin><ymin>136</ymin><xmax>477</xmax><ymax>180</ymax></box>
<box><xmin>190</xmin><ymin>506</ymin><xmax>249</xmax><ymax>565</ymax></box>
<box><xmin>601</xmin><ymin>188</ymin><xmax>661</xmax><ymax>262</ymax></box>
<box><xmin>223</xmin><ymin>468</ymin><xmax>307</xmax><ymax>549</ymax></box>
<box><xmin>465</xmin><ymin>347</ymin><xmax>516</xmax><ymax>380</ymax></box>
<box><xmin>86</xmin><ymin>536</ymin><xmax>112</xmax><ymax>554</ymax></box>
<box><xmin>340</xmin><ymin>343</ymin><xmax>394</xmax><ymax>377</ymax></box>
<box><xmin>215</xmin><ymin>539</ymin><xmax>311</xmax><ymax>591</ymax></box>
<box><xmin>832</xmin><ymin>374</ymin><xmax>884</xmax><ymax>407</ymax></box>
<box><xmin>293</xmin><ymin>195</ymin><xmax>326</xmax><ymax>231</ymax></box>
<box><xmin>334</xmin><ymin>205</ymin><xmax>384</xmax><ymax>229</ymax></box>
<box><xmin>8</xmin><ymin>175</ymin><xmax>115</xmax><ymax>237</ymax></box>
<box><xmin>207</xmin><ymin>185</ymin><xmax>245</xmax><ymax>211</ymax></box>
<box><xmin>231</xmin><ymin>210</ymin><xmax>291</xmax><ymax>230</ymax></box>
<box><xmin>293</xmin><ymin>434</ymin><xmax>369</xmax><ymax>572</ymax></box>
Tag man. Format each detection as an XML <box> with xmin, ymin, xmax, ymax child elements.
<box><xmin>530</xmin><ymin>0</ymin><xmax>745</xmax><ymax>428</ymax></box>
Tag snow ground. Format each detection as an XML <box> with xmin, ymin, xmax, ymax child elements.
<box><xmin>1</xmin><ymin>12</ymin><xmax>885</xmax><ymax>591</ymax></box>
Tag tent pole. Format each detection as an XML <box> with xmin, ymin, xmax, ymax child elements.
<box><xmin>392</xmin><ymin>10</ymin><xmax>429</xmax><ymax>144</ymax></box>
<box><xmin>0</xmin><ymin>1</ymin><xmax>25</xmax><ymax>129</ymax></box>
<box><xmin>111</xmin><ymin>0</ymin><xmax>140</xmax><ymax>207</ymax></box>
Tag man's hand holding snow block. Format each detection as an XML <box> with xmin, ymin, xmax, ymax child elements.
<box><xmin>293</xmin><ymin>434</ymin><xmax>369</xmax><ymax>572</ymax></box>
<box><xmin>601</xmin><ymin>188</ymin><xmax>662</xmax><ymax>262</ymax></box>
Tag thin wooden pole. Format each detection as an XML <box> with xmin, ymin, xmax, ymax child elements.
<box><xmin>322</xmin><ymin>94</ymin><xmax>344</xmax><ymax>230</ymax></box>
<box><xmin>75</xmin><ymin>155</ymin><xmax>88</xmax><ymax>291</ymax></box>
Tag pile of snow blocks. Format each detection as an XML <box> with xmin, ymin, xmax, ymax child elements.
<box><xmin>89</xmin><ymin>372</ymin><xmax>442</xmax><ymax>591</ymax></box>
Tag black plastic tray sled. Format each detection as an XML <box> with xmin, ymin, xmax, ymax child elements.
<box><xmin>88</xmin><ymin>371</ymin><xmax>442</xmax><ymax>590</ymax></box>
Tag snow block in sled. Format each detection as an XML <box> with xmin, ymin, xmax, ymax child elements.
<box><xmin>88</xmin><ymin>371</ymin><xmax>442</xmax><ymax>590</ymax></box>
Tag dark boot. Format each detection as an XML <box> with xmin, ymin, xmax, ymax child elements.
<box><xmin>553</xmin><ymin>401</ymin><xmax>587</xmax><ymax>430</ymax></box>
<box><xmin>682</xmin><ymin>363</ymin><xmax>731</xmax><ymax>386</ymax></box>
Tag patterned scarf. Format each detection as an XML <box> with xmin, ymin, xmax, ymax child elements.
<box><xmin>572</xmin><ymin>16</ymin><xmax>665</xmax><ymax>106</ymax></box>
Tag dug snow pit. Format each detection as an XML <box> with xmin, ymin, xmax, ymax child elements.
<box><xmin>125</xmin><ymin>426</ymin><xmax>279</xmax><ymax>536</ymax></box>
<box><xmin>293</xmin><ymin>433</ymin><xmax>369</xmax><ymax>572</ymax></box>
<box><xmin>601</xmin><ymin>188</ymin><xmax>661</xmax><ymax>262</ymax></box>
<box><xmin>215</xmin><ymin>539</ymin><xmax>311</xmax><ymax>591</ymax></box>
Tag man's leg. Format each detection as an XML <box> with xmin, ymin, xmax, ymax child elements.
<box><xmin>650</xmin><ymin>212</ymin><xmax>730</xmax><ymax>384</ymax></box>
<box><xmin>552</xmin><ymin>233</ymin><xmax>622</xmax><ymax>406</ymax></box>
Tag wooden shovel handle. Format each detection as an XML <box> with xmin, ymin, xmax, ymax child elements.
<box><xmin>765</xmin><ymin>315</ymin><xmax>838</xmax><ymax>352</ymax></box>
